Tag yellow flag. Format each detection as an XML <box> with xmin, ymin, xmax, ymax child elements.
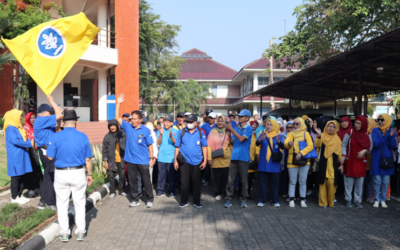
<box><xmin>2</xmin><ymin>13</ymin><xmax>100</xmax><ymax>95</ymax></box>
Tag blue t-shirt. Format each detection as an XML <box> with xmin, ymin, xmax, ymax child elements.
<box><xmin>33</xmin><ymin>115</ymin><xmax>56</xmax><ymax>147</ymax></box>
<box><xmin>231</xmin><ymin>124</ymin><xmax>253</xmax><ymax>162</ymax></box>
<box><xmin>5</xmin><ymin>126</ymin><xmax>32</xmax><ymax>176</ymax></box>
<box><xmin>257</xmin><ymin>133</ymin><xmax>283</xmax><ymax>173</ymax></box>
<box><xmin>157</xmin><ymin>127</ymin><xmax>179</xmax><ymax>163</ymax></box>
<box><xmin>201</xmin><ymin>123</ymin><xmax>216</xmax><ymax>138</ymax></box>
<box><xmin>47</xmin><ymin>128</ymin><xmax>93</xmax><ymax>168</ymax></box>
<box><xmin>122</xmin><ymin>121</ymin><xmax>154</xmax><ymax>165</ymax></box>
<box><xmin>174</xmin><ymin>127</ymin><xmax>208</xmax><ymax>165</ymax></box>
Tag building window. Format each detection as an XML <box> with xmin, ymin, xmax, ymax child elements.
<box><xmin>257</xmin><ymin>107</ymin><xmax>271</xmax><ymax>116</ymax></box>
<box><xmin>273</xmin><ymin>77</ymin><xmax>285</xmax><ymax>82</ymax></box>
<box><xmin>212</xmin><ymin>85</ymin><xmax>217</xmax><ymax>96</ymax></box>
<box><xmin>258</xmin><ymin>77</ymin><xmax>269</xmax><ymax>88</ymax></box>
<box><xmin>337</xmin><ymin>108</ymin><xmax>346</xmax><ymax>116</ymax></box>
<box><xmin>348</xmin><ymin>107</ymin><xmax>354</xmax><ymax>115</ymax></box>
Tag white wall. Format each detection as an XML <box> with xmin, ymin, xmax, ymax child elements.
<box><xmin>37</xmin><ymin>80</ymin><xmax>64</xmax><ymax>108</ymax></box>
<box><xmin>217</xmin><ymin>85</ymin><xmax>228</xmax><ymax>98</ymax></box>
<box><xmin>213</xmin><ymin>109</ymin><xmax>227</xmax><ymax>116</ymax></box>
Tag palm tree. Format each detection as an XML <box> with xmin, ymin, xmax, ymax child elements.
<box><xmin>0</xmin><ymin>17</ymin><xmax>18</xmax><ymax>70</ymax></box>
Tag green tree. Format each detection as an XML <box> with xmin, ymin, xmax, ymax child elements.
<box><xmin>367</xmin><ymin>105</ymin><xmax>374</xmax><ymax>117</ymax></box>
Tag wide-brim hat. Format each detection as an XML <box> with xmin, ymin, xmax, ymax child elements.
<box><xmin>62</xmin><ymin>109</ymin><xmax>80</xmax><ymax>121</ymax></box>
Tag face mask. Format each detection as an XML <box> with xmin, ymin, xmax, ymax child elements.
<box><xmin>187</xmin><ymin>123</ymin><xmax>195</xmax><ymax>130</ymax></box>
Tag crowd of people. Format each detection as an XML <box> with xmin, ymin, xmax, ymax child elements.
<box><xmin>3</xmin><ymin>92</ymin><xmax>400</xmax><ymax>242</ymax></box>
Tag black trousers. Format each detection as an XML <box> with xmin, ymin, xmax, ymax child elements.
<box><xmin>279</xmin><ymin>167</ymin><xmax>289</xmax><ymax>195</ymax></box>
<box><xmin>108</xmin><ymin>162</ymin><xmax>125</xmax><ymax>194</ymax></box>
<box><xmin>212</xmin><ymin>167</ymin><xmax>229</xmax><ymax>197</ymax></box>
<box><xmin>127</xmin><ymin>163</ymin><xmax>153</xmax><ymax>202</ymax></box>
<box><xmin>11</xmin><ymin>175</ymin><xmax>24</xmax><ymax>199</ymax></box>
<box><xmin>180</xmin><ymin>162</ymin><xmax>202</xmax><ymax>204</ymax></box>
<box><xmin>25</xmin><ymin>148</ymin><xmax>43</xmax><ymax>191</ymax></box>
<box><xmin>39</xmin><ymin>148</ymin><xmax>56</xmax><ymax>206</ymax></box>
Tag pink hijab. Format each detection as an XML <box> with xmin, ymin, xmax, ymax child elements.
<box><xmin>207</xmin><ymin>116</ymin><xmax>229</xmax><ymax>151</ymax></box>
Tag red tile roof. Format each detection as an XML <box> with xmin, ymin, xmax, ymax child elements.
<box><xmin>243</xmin><ymin>58</ymin><xmax>301</xmax><ymax>70</ymax></box>
<box><xmin>179</xmin><ymin>57</ymin><xmax>237</xmax><ymax>80</ymax></box>
<box><xmin>182</xmin><ymin>48</ymin><xmax>207</xmax><ymax>55</ymax></box>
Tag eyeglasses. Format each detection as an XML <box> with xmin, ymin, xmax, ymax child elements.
<box><xmin>293</xmin><ymin>123</ymin><xmax>300</xmax><ymax>126</ymax></box>
<box><xmin>377</xmin><ymin>119</ymin><xmax>385</xmax><ymax>122</ymax></box>
<box><xmin>327</xmin><ymin>126</ymin><xmax>335</xmax><ymax>129</ymax></box>
<box><xmin>286</xmin><ymin>126</ymin><xmax>293</xmax><ymax>129</ymax></box>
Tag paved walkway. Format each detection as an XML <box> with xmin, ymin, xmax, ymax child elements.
<box><xmin>46</xmin><ymin>184</ymin><xmax>400</xmax><ymax>250</ymax></box>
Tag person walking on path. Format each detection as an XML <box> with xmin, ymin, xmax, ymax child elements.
<box><xmin>223</xmin><ymin>109</ymin><xmax>253</xmax><ymax>208</ymax></box>
<box><xmin>156</xmin><ymin>115</ymin><xmax>179</xmax><ymax>197</ymax></box>
<box><xmin>33</xmin><ymin>94</ymin><xmax>63</xmax><ymax>210</ymax></box>
<box><xmin>207</xmin><ymin>115</ymin><xmax>232</xmax><ymax>200</ymax></box>
<box><xmin>340</xmin><ymin>115</ymin><xmax>373</xmax><ymax>208</ymax></box>
<box><xmin>102</xmin><ymin>119</ymin><xmax>126</xmax><ymax>198</ymax></box>
<box><xmin>23</xmin><ymin>112</ymin><xmax>43</xmax><ymax>198</ymax></box>
<box><xmin>174</xmin><ymin>114</ymin><xmax>208</xmax><ymax>208</ymax></box>
<box><xmin>284</xmin><ymin>117</ymin><xmax>314</xmax><ymax>208</ymax></box>
<box><xmin>115</xmin><ymin>94</ymin><xmax>155</xmax><ymax>208</ymax></box>
<box><xmin>4</xmin><ymin>109</ymin><xmax>34</xmax><ymax>205</ymax></box>
<box><xmin>256</xmin><ymin>119</ymin><xmax>285</xmax><ymax>207</ymax></box>
<box><xmin>370</xmin><ymin>114</ymin><xmax>397</xmax><ymax>208</ymax></box>
<box><xmin>47</xmin><ymin>109</ymin><xmax>93</xmax><ymax>242</ymax></box>
<box><xmin>315</xmin><ymin>121</ymin><xmax>342</xmax><ymax>208</ymax></box>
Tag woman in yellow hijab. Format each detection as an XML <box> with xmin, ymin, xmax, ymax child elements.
<box><xmin>255</xmin><ymin>119</ymin><xmax>285</xmax><ymax>207</ymax></box>
<box><xmin>315</xmin><ymin>121</ymin><xmax>342</xmax><ymax>208</ymax></box>
<box><xmin>3</xmin><ymin>109</ymin><xmax>34</xmax><ymax>204</ymax></box>
<box><xmin>284</xmin><ymin>117</ymin><xmax>314</xmax><ymax>208</ymax></box>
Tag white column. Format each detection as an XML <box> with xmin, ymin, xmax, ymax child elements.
<box><xmin>253</xmin><ymin>72</ymin><xmax>258</xmax><ymax>91</ymax></box>
<box><xmin>253</xmin><ymin>105</ymin><xmax>258</xmax><ymax>115</ymax></box>
<box><xmin>98</xmin><ymin>70</ymin><xmax>107</xmax><ymax>121</ymax></box>
<box><xmin>97</xmin><ymin>0</ymin><xmax>107</xmax><ymax>47</ymax></box>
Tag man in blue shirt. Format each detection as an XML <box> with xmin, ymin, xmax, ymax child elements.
<box><xmin>47</xmin><ymin>109</ymin><xmax>93</xmax><ymax>242</ymax></box>
<box><xmin>174</xmin><ymin>114</ymin><xmax>208</xmax><ymax>208</ymax></box>
<box><xmin>173</xmin><ymin>112</ymin><xmax>185</xmax><ymax>130</ymax></box>
<box><xmin>200</xmin><ymin>111</ymin><xmax>217</xmax><ymax>186</ymax></box>
<box><xmin>156</xmin><ymin>115</ymin><xmax>179</xmax><ymax>197</ymax></box>
<box><xmin>223</xmin><ymin>109</ymin><xmax>253</xmax><ymax>208</ymax></box>
<box><xmin>115</xmin><ymin>94</ymin><xmax>155</xmax><ymax>208</ymax></box>
<box><xmin>33</xmin><ymin>94</ymin><xmax>63</xmax><ymax>210</ymax></box>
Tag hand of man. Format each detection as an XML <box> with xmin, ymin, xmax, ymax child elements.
<box><xmin>117</xmin><ymin>94</ymin><xmax>125</xmax><ymax>104</ymax></box>
<box><xmin>87</xmin><ymin>176</ymin><xmax>93</xmax><ymax>186</ymax></box>
<box><xmin>340</xmin><ymin>156</ymin><xmax>346</xmax><ymax>164</ymax></box>
<box><xmin>174</xmin><ymin>161</ymin><xmax>179</xmax><ymax>171</ymax></box>
<box><xmin>295</xmin><ymin>153</ymin><xmax>302</xmax><ymax>161</ymax></box>
<box><xmin>47</xmin><ymin>94</ymin><xmax>54</xmax><ymax>103</ymax></box>
<box><xmin>104</xmin><ymin>161</ymin><xmax>109</xmax><ymax>170</ymax></box>
<box><xmin>223</xmin><ymin>123</ymin><xmax>233</xmax><ymax>131</ymax></box>
<box><xmin>169</xmin><ymin>130</ymin><xmax>174</xmax><ymax>139</ymax></box>
<box><xmin>159</xmin><ymin>126</ymin><xmax>164</xmax><ymax>135</ymax></box>
<box><xmin>149</xmin><ymin>158</ymin><xmax>155</xmax><ymax>168</ymax></box>
<box><xmin>208</xmin><ymin>160</ymin><xmax>213</xmax><ymax>167</ymax></box>
<box><xmin>288</xmin><ymin>141</ymin><xmax>294</xmax><ymax>148</ymax></box>
<box><xmin>200</xmin><ymin>161</ymin><xmax>207</xmax><ymax>170</ymax></box>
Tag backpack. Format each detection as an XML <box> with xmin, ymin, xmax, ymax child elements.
<box><xmin>176</xmin><ymin>128</ymin><xmax>203</xmax><ymax>165</ymax></box>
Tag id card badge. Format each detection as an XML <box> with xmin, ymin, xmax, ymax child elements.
<box><xmin>197</xmin><ymin>141</ymin><xmax>200</xmax><ymax>145</ymax></box>
<box><xmin>138</xmin><ymin>139</ymin><xmax>142</xmax><ymax>144</ymax></box>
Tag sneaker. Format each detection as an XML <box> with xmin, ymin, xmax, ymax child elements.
<box><xmin>224</xmin><ymin>201</ymin><xmax>232</xmax><ymax>208</ymax></box>
<box><xmin>146</xmin><ymin>202</ymin><xmax>153</xmax><ymax>208</ymax></box>
<box><xmin>381</xmin><ymin>201</ymin><xmax>388</xmax><ymax>208</ymax></box>
<box><xmin>257</xmin><ymin>203</ymin><xmax>265</xmax><ymax>207</ymax></box>
<box><xmin>240</xmin><ymin>201</ymin><xmax>248</xmax><ymax>208</ymax></box>
<box><xmin>193</xmin><ymin>203</ymin><xmax>203</xmax><ymax>208</ymax></box>
<box><xmin>286</xmin><ymin>197</ymin><xmax>291</xmax><ymax>202</ymax></box>
<box><xmin>60</xmin><ymin>233</ymin><xmax>69</xmax><ymax>242</ymax></box>
<box><xmin>19</xmin><ymin>196</ymin><xmax>30</xmax><ymax>203</ymax></box>
<box><xmin>129</xmin><ymin>201</ymin><xmax>140</xmax><ymax>207</ymax></box>
<box><xmin>156</xmin><ymin>193</ymin><xmax>165</xmax><ymax>198</ymax></box>
<box><xmin>346</xmin><ymin>201</ymin><xmax>353</xmax><ymax>208</ymax></box>
<box><xmin>203</xmin><ymin>181</ymin><xmax>209</xmax><ymax>187</ymax></box>
<box><xmin>215</xmin><ymin>195</ymin><xmax>222</xmax><ymax>201</ymax></box>
<box><xmin>76</xmin><ymin>232</ymin><xmax>85</xmax><ymax>241</ymax></box>
<box><xmin>300</xmin><ymin>200</ymin><xmax>307</xmax><ymax>208</ymax></box>
<box><xmin>109</xmin><ymin>193</ymin><xmax>116</xmax><ymax>198</ymax></box>
<box><xmin>37</xmin><ymin>201</ymin><xmax>46</xmax><ymax>210</ymax></box>
<box><xmin>46</xmin><ymin>205</ymin><xmax>57</xmax><ymax>211</ymax></box>
<box><xmin>306</xmin><ymin>190</ymin><xmax>312</xmax><ymax>196</ymax></box>
<box><xmin>373</xmin><ymin>201</ymin><xmax>379</xmax><ymax>208</ymax></box>
<box><xmin>28</xmin><ymin>190</ymin><xmax>35</xmax><ymax>198</ymax></box>
<box><xmin>169</xmin><ymin>192</ymin><xmax>176</xmax><ymax>197</ymax></box>
<box><xmin>334</xmin><ymin>199</ymin><xmax>337</xmax><ymax>202</ymax></box>
<box><xmin>353</xmin><ymin>201</ymin><xmax>363</xmax><ymax>208</ymax></box>
<box><xmin>120</xmin><ymin>192</ymin><xmax>127</xmax><ymax>196</ymax></box>
<box><xmin>367</xmin><ymin>198</ymin><xmax>375</xmax><ymax>204</ymax></box>
<box><xmin>178</xmin><ymin>203</ymin><xmax>188</xmax><ymax>208</ymax></box>
<box><xmin>274</xmin><ymin>203</ymin><xmax>281</xmax><ymax>207</ymax></box>
<box><xmin>289</xmin><ymin>200</ymin><xmax>295</xmax><ymax>207</ymax></box>
<box><xmin>10</xmin><ymin>197</ymin><xmax>24</xmax><ymax>205</ymax></box>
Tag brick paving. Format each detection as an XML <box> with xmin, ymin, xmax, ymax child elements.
<box><xmin>46</xmin><ymin>183</ymin><xmax>400</xmax><ymax>250</ymax></box>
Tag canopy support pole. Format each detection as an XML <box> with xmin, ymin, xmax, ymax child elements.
<box><xmin>357</xmin><ymin>58</ymin><xmax>364</xmax><ymax>116</ymax></box>
<box><xmin>333</xmin><ymin>99</ymin><xmax>337</xmax><ymax>116</ymax></box>
<box><xmin>364</xmin><ymin>94</ymin><xmax>368</xmax><ymax>116</ymax></box>
<box><xmin>260</xmin><ymin>94</ymin><xmax>263</xmax><ymax>117</ymax></box>
<box><xmin>288</xmin><ymin>87</ymin><xmax>292</xmax><ymax>119</ymax></box>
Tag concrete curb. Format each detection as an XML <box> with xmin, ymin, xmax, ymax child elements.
<box><xmin>18</xmin><ymin>177</ymin><xmax>118</xmax><ymax>250</ymax></box>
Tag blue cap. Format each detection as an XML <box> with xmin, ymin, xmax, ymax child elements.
<box><xmin>38</xmin><ymin>104</ymin><xmax>53</xmax><ymax>113</ymax></box>
<box><xmin>122</xmin><ymin>113</ymin><xmax>130</xmax><ymax>118</ymax></box>
<box><xmin>142</xmin><ymin>117</ymin><xmax>147</xmax><ymax>124</ymax></box>
<box><xmin>237</xmin><ymin>109</ymin><xmax>251</xmax><ymax>117</ymax></box>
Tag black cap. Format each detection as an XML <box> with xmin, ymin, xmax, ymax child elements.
<box><xmin>165</xmin><ymin>114</ymin><xmax>174</xmax><ymax>122</ymax></box>
<box><xmin>228</xmin><ymin>114</ymin><xmax>235</xmax><ymax>117</ymax></box>
<box><xmin>38</xmin><ymin>104</ymin><xmax>53</xmax><ymax>113</ymax></box>
<box><xmin>176</xmin><ymin>112</ymin><xmax>185</xmax><ymax>118</ymax></box>
<box><xmin>62</xmin><ymin>109</ymin><xmax>79</xmax><ymax>121</ymax></box>
<box><xmin>185</xmin><ymin>114</ymin><xmax>198</xmax><ymax>122</ymax></box>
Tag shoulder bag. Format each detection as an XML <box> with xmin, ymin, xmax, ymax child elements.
<box><xmin>267</xmin><ymin>137</ymin><xmax>283</xmax><ymax>162</ymax></box>
<box><xmin>379</xmin><ymin>143</ymin><xmax>394</xmax><ymax>169</ymax></box>
<box><xmin>211</xmin><ymin>132</ymin><xmax>226</xmax><ymax>159</ymax></box>
<box><xmin>292</xmin><ymin>138</ymin><xmax>307</xmax><ymax>166</ymax></box>
<box><xmin>311</xmin><ymin>144</ymin><xmax>322</xmax><ymax>172</ymax></box>
<box><xmin>298</xmin><ymin>132</ymin><xmax>318</xmax><ymax>159</ymax></box>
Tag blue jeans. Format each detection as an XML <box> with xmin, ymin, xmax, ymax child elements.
<box><xmin>372</xmin><ymin>175</ymin><xmax>390</xmax><ymax>202</ymax></box>
<box><xmin>258</xmin><ymin>172</ymin><xmax>280</xmax><ymax>204</ymax></box>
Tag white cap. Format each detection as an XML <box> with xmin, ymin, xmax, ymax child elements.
<box><xmin>197</xmin><ymin>116</ymin><xmax>201</xmax><ymax>123</ymax></box>
<box><xmin>184</xmin><ymin>112</ymin><xmax>192</xmax><ymax>116</ymax></box>
<box><xmin>208</xmin><ymin>112</ymin><xmax>217</xmax><ymax>119</ymax></box>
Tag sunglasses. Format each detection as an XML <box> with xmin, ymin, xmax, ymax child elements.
<box><xmin>286</xmin><ymin>126</ymin><xmax>293</xmax><ymax>129</ymax></box>
<box><xmin>377</xmin><ymin>119</ymin><xmax>385</xmax><ymax>122</ymax></box>
<box><xmin>293</xmin><ymin>123</ymin><xmax>300</xmax><ymax>126</ymax></box>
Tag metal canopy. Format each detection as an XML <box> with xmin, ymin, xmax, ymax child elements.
<box><xmin>250</xmin><ymin>28</ymin><xmax>400</xmax><ymax>103</ymax></box>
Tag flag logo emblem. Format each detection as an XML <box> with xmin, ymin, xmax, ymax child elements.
<box><xmin>37</xmin><ymin>26</ymin><xmax>67</xmax><ymax>59</ymax></box>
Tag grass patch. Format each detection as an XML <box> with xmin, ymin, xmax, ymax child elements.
<box><xmin>0</xmin><ymin>204</ymin><xmax>20</xmax><ymax>225</ymax></box>
<box><xmin>86</xmin><ymin>171</ymin><xmax>109</xmax><ymax>195</ymax></box>
<box><xmin>0</xmin><ymin>135</ymin><xmax>10</xmax><ymax>187</ymax></box>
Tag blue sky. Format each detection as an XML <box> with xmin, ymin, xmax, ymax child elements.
<box><xmin>147</xmin><ymin>0</ymin><xmax>303</xmax><ymax>71</ymax></box>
